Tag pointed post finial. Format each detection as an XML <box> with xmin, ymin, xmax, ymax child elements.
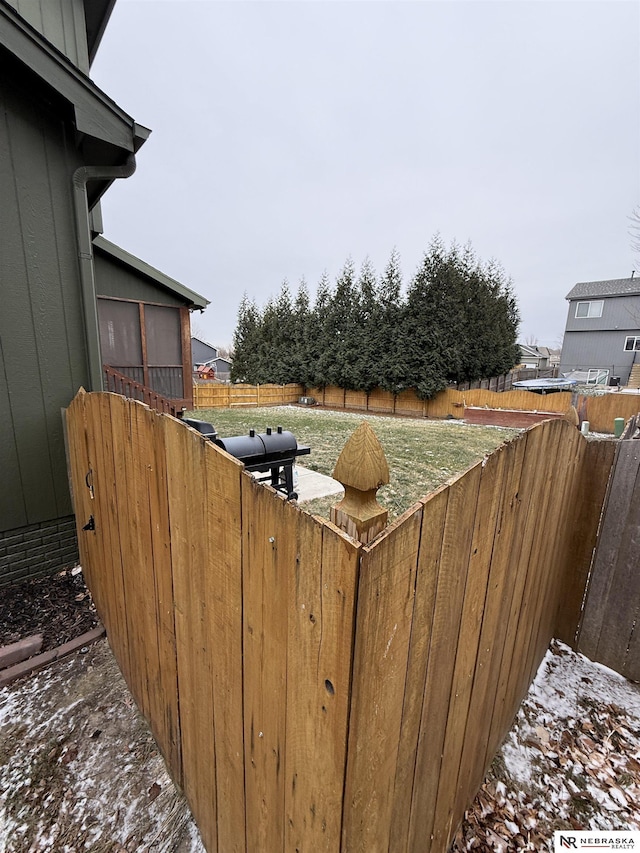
<box><xmin>330</xmin><ymin>422</ymin><xmax>390</xmax><ymax>544</ymax></box>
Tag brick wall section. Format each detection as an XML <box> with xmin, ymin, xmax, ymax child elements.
<box><xmin>0</xmin><ymin>516</ymin><xmax>79</xmax><ymax>587</ymax></box>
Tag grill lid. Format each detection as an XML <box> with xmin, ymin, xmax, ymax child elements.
<box><xmin>183</xmin><ymin>418</ymin><xmax>218</xmax><ymax>440</ymax></box>
<box><xmin>214</xmin><ymin>426</ymin><xmax>305</xmax><ymax>465</ymax></box>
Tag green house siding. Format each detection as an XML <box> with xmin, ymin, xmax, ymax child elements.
<box><xmin>0</xmin><ymin>71</ymin><xmax>89</xmax><ymax>532</ymax></box>
<box><xmin>94</xmin><ymin>251</ymin><xmax>187</xmax><ymax>308</ymax></box>
<box><xmin>0</xmin><ymin>0</ymin><xmax>160</xmax><ymax>585</ymax></box>
<box><xmin>6</xmin><ymin>0</ymin><xmax>89</xmax><ymax>72</ymax></box>
<box><xmin>1</xmin><ymin>2</ymin><xmax>207</xmax><ymax>585</ymax></box>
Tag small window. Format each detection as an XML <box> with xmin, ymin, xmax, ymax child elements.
<box><xmin>624</xmin><ymin>336</ymin><xmax>640</xmax><ymax>351</ymax></box>
<box><xmin>575</xmin><ymin>300</ymin><xmax>603</xmax><ymax>318</ymax></box>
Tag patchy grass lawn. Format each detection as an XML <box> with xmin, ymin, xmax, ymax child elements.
<box><xmin>187</xmin><ymin>406</ymin><xmax>520</xmax><ymax>520</ymax></box>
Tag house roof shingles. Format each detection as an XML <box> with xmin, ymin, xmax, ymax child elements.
<box><xmin>566</xmin><ymin>278</ymin><xmax>640</xmax><ymax>300</ymax></box>
<box><xmin>519</xmin><ymin>344</ymin><xmax>550</xmax><ymax>359</ymax></box>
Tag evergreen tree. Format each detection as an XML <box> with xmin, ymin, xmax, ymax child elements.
<box><xmin>231</xmin><ymin>295</ymin><xmax>261</xmax><ymax>383</ymax></box>
<box><xmin>400</xmin><ymin>237</ymin><xmax>453</xmax><ymax>399</ymax></box>
<box><xmin>256</xmin><ymin>296</ymin><xmax>279</xmax><ymax>383</ymax></box>
<box><xmin>230</xmin><ymin>237</ymin><xmax>520</xmax><ymax>394</ymax></box>
<box><xmin>307</xmin><ymin>272</ymin><xmax>333</xmax><ymax>388</ymax></box>
<box><xmin>400</xmin><ymin>238</ymin><xmax>520</xmax><ymax>395</ymax></box>
<box><xmin>377</xmin><ymin>248</ymin><xmax>405</xmax><ymax>394</ymax></box>
<box><xmin>352</xmin><ymin>258</ymin><xmax>380</xmax><ymax>393</ymax></box>
<box><xmin>292</xmin><ymin>278</ymin><xmax>314</xmax><ymax>386</ymax></box>
<box><xmin>324</xmin><ymin>258</ymin><xmax>362</xmax><ymax>389</ymax></box>
<box><xmin>269</xmin><ymin>281</ymin><xmax>297</xmax><ymax>384</ymax></box>
<box><xmin>483</xmin><ymin>262</ymin><xmax>521</xmax><ymax>376</ymax></box>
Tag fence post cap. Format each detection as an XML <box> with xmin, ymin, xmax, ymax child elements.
<box><xmin>330</xmin><ymin>422</ymin><xmax>389</xmax><ymax>544</ymax></box>
<box><xmin>332</xmin><ymin>421</ymin><xmax>389</xmax><ymax>491</ymax></box>
<box><xmin>564</xmin><ymin>405</ymin><xmax>580</xmax><ymax>428</ymax></box>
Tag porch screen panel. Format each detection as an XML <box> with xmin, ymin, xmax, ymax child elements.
<box><xmin>98</xmin><ymin>298</ymin><xmax>143</xmax><ymax>368</ymax></box>
<box><xmin>145</xmin><ymin>305</ymin><xmax>184</xmax><ymax>399</ymax></box>
<box><xmin>147</xmin><ymin>367</ymin><xmax>184</xmax><ymax>399</ymax></box>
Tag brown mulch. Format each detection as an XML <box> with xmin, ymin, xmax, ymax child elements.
<box><xmin>0</xmin><ymin>569</ymin><xmax>98</xmax><ymax>653</ymax></box>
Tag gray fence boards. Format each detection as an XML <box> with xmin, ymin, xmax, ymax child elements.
<box><xmin>579</xmin><ymin>439</ymin><xmax>640</xmax><ymax>680</ymax></box>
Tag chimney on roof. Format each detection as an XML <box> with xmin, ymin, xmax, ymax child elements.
<box><xmin>632</xmin><ymin>270</ymin><xmax>636</xmax><ymax>279</ymax></box>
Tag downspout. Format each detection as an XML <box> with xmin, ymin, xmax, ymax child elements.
<box><xmin>72</xmin><ymin>153</ymin><xmax>136</xmax><ymax>391</ymax></box>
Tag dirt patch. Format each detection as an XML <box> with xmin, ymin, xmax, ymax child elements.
<box><xmin>0</xmin><ymin>639</ymin><xmax>203</xmax><ymax>852</ymax></box>
<box><xmin>0</xmin><ymin>569</ymin><xmax>98</xmax><ymax>652</ymax></box>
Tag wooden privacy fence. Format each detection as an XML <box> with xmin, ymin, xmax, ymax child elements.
<box><xmin>66</xmin><ymin>391</ymin><xmax>615</xmax><ymax>853</ymax></box>
<box><xmin>190</xmin><ymin>380</ymin><xmax>639</xmax><ymax>434</ymax></box>
<box><xmin>578</xmin><ymin>423</ymin><xmax>640</xmax><ymax>679</ymax></box>
<box><xmin>306</xmin><ymin>385</ymin><xmax>640</xmax><ymax>434</ymax></box>
<box><xmin>193</xmin><ymin>382</ymin><xmax>303</xmax><ymax>409</ymax></box>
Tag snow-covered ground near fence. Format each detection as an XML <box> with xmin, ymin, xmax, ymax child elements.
<box><xmin>0</xmin><ymin>641</ymin><xmax>205</xmax><ymax>852</ymax></box>
<box><xmin>453</xmin><ymin>641</ymin><xmax>640</xmax><ymax>851</ymax></box>
<box><xmin>2</xmin><ymin>639</ymin><xmax>639</xmax><ymax>851</ymax></box>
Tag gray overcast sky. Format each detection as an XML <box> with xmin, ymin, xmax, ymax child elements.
<box><xmin>91</xmin><ymin>0</ymin><xmax>640</xmax><ymax>350</ymax></box>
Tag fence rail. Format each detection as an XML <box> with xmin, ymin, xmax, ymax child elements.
<box><xmin>66</xmin><ymin>391</ymin><xmax>615</xmax><ymax>852</ymax></box>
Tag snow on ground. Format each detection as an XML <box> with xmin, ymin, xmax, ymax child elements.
<box><xmin>453</xmin><ymin>640</ymin><xmax>640</xmax><ymax>851</ymax></box>
<box><xmin>1</xmin><ymin>639</ymin><xmax>639</xmax><ymax>851</ymax></box>
<box><xmin>0</xmin><ymin>640</ymin><xmax>204</xmax><ymax>852</ymax></box>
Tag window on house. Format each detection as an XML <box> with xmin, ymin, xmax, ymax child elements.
<box><xmin>575</xmin><ymin>300</ymin><xmax>603</xmax><ymax>318</ymax></box>
<box><xmin>624</xmin><ymin>336</ymin><xmax>640</xmax><ymax>351</ymax></box>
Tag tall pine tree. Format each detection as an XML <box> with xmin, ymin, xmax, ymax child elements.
<box><xmin>378</xmin><ymin>248</ymin><xmax>405</xmax><ymax>394</ymax></box>
<box><xmin>308</xmin><ymin>272</ymin><xmax>333</xmax><ymax>388</ymax></box>
<box><xmin>353</xmin><ymin>258</ymin><xmax>380</xmax><ymax>393</ymax></box>
<box><xmin>230</xmin><ymin>238</ymin><xmax>520</xmax><ymax>395</ymax></box>
<box><xmin>231</xmin><ymin>295</ymin><xmax>261</xmax><ymax>383</ymax></box>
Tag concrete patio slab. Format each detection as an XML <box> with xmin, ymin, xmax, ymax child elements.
<box><xmin>295</xmin><ymin>466</ymin><xmax>343</xmax><ymax>503</ymax></box>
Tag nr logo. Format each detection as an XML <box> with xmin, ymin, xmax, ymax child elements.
<box><xmin>560</xmin><ymin>838</ymin><xmax>578</xmax><ymax>849</ymax></box>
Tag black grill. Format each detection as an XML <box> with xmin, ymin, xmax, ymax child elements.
<box><xmin>184</xmin><ymin>420</ymin><xmax>310</xmax><ymax>500</ymax></box>
<box><xmin>182</xmin><ymin>418</ymin><xmax>218</xmax><ymax>440</ymax></box>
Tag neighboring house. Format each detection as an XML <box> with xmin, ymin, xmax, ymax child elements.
<box><xmin>559</xmin><ymin>277</ymin><xmax>640</xmax><ymax>386</ymax></box>
<box><xmin>519</xmin><ymin>344</ymin><xmax>551</xmax><ymax>369</ymax></box>
<box><xmin>548</xmin><ymin>349</ymin><xmax>562</xmax><ymax>368</ymax></box>
<box><xmin>209</xmin><ymin>356</ymin><xmax>233</xmax><ymax>382</ymax></box>
<box><xmin>0</xmin><ymin>0</ymin><xmax>208</xmax><ymax>586</ymax></box>
<box><xmin>191</xmin><ymin>336</ymin><xmax>219</xmax><ymax>369</ymax></box>
<box><xmin>192</xmin><ymin>337</ymin><xmax>232</xmax><ymax>380</ymax></box>
<box><xmin>194</xmin><ymin>358</ymin><xmax>233</xmax><ymax>383</ymax></box>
